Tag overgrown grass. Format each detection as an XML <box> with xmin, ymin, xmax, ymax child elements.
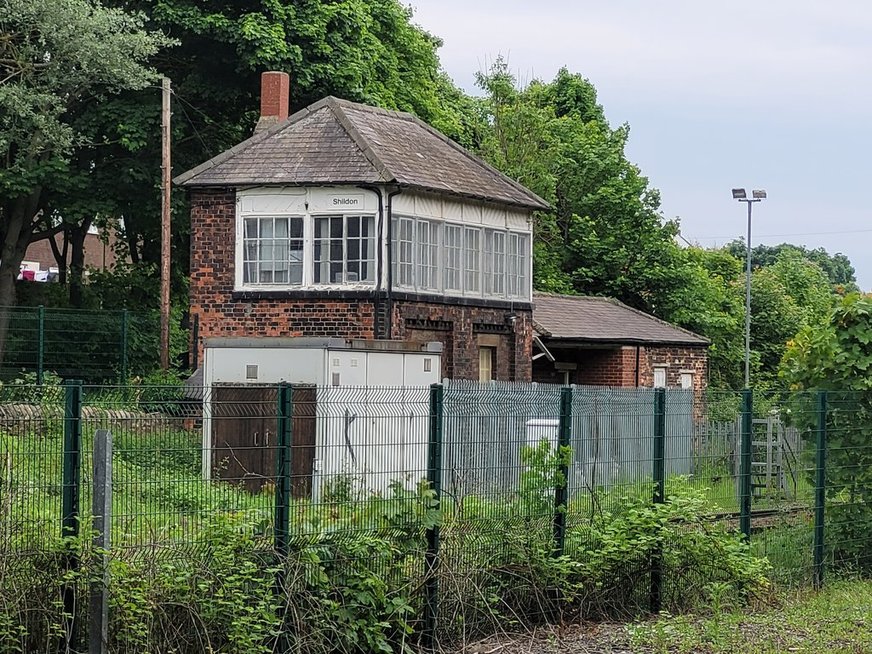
<box><xmin>627</xmin><ymin>578</ymin><xmax>872</xmax><ymax>654</ymax></box>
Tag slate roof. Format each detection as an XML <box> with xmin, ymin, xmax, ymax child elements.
<box><xmin>174</xmin><ymin>96</ymin><xmax>549</xmax><ymax>211</ymax></box>
<box><xmin>532</xmin><ymin>293</ymin><xmax>709</xmax><ymax>347</ymax></box>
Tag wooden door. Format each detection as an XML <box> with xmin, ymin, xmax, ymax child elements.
<box><xmin>211</xmin><ymin>384</ymin><xmax>316</xmax><ymax>498</ymax></box>
<box><xmin>211</xmin><ymin>385</ymin><xmax>278</xmax><ymax>494</ymax></box>
<box><xmin>291</xmin><ymin>385</ymin><xmax>316</xmax><ymax>499</ymax></box>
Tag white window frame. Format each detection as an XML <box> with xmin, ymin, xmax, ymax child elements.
<box><xmin>235</xmin><ymin>208</ymin><xmax>378</xmax><ymax>290</ymax></box>
<box><xmin>679</xmin><ymin>371</ymin><xmax>694</xmax><ymax>390</ymax></box>
<box><xmin>464</xmin><ymin>226</ymin><xmax>482</xmax><ymax>295</ymax></box>
<box><xmin>312</xmin><ymin>214</ymin><xmax>376</xmax><ymax>286</ymax></box>
<box><xmin>444</xmin><ymin>223</ymin><xmax>463</xmax><ymax>292</ymax></box>
<box><xmin>417</xmin><ymin>218</ymin><xmax>439</xmax><ymax>291</ymax></box>
<box><xmin>653</xmin><ymin>367</ymin><xmax>667</xmax><ymax>388</ymax></box>
<box><xmin>507</xmin><ymin>232</ymin><xmax>530</xmax><ymax>299</ymax></box>
<box><xmin>241</xmin><ymin>215</ymin><xmax>305</xmax><ymax>286</ymax></box>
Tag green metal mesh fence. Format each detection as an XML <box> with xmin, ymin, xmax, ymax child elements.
<box><xmin>1</xmin><ymin>381</ymin><xmax>871</xmax><ymax>651</ymax></box>
<box><xmin>0</xmin><ymin>306</ymin><xmax>162</xmax><ymax>383</ymax></box>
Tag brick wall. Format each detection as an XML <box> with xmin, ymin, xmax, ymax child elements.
<box><xmin>392</xmin><ymin>300</ymin><xmax>532</xmax><ymax>381</ymax></box>
<box><xmin>532</xmin><ymin>344</ymin><xmax>708</xmax><ymax>400</ymax></box>
<box><xmin>23</xmin><ymin>231</ymin><xmax>118</xmax><ymax>272</ymax></box>
<box><xmin>647</xmin><ymin>345</ymin><xmax>709</xmax><ymax>399</ymax></box>
<box><xmin>189</xmin><ymin>188</ymin><xmax>532</xmax><ymax>382</ymax></box>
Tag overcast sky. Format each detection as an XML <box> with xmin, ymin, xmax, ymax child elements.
<box><xmin>409</xmin><ymin>0</ymin><xmax>872</xmax><ymax>289</ymax></box>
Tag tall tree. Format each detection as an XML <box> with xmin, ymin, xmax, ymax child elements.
<box><xmin>0</xmin><ymin>0</ymin><xmax>171</xmax><ymax>356</ymax></box>
<box><xmin>78</xmin><ymin>0</ymin><xmax>475</xmax><ymax>281</ymax></box>
<box><xmin>725</xmin><ymin>241</ymin><xmax>858</xmax><ymax>293</ymax></box>
<box><xmin>475</xmin><ymin>60</ymin><xmax>690</xmax><ymax>316</ymax></box>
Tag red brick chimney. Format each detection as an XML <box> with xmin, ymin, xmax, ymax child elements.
<box><xmin>255</xmin><ymin>71</ymin><xmax>290</xmax><ymax>133</ymax></box>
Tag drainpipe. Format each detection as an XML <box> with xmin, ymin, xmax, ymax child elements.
<box><xmin>385</xmin><ymin>187</ymin><xmax>402</xmax><ymax>339</ymax></box>
<box><xmin>358</xmin><ymin>185</ymin><xmax>385</xmax><ymax>337</ymax></box>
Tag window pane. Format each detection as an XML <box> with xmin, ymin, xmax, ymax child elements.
<box><xmin>507</xmin><ymin>232</ymin><xmax>528</xmax><ymax>298</ymax></box>
<box><xmin>245</xmin><ymin>218</ymin><xmax>258</xmax><ymax>239</ymax></box>
<box><xmin>314</xmin><ymin>215</ymin><xmax>344</xmax><ymax>284</ymax></box>
<box><xmin>417</xmin><ymin>219</ymin><xmax>438</xmax><ymax>290</ymax></box>
<box><xmin>517</xmin><ymin>234</ymin><xmax>529</xmax><ymax>298</ymax></box>
<box><xmin>479</xmin><ymin>347</ymin><xmax>495</xmax><ymax>382</ymax></box>
<box><xmin>259</xmin><ymin>219</ymin><xmax>274</xmax><ymax>238</ymax></box>
<box><xmin>492</xmin><ymin>231</ymin><xmax>505</xmax><ymax>296</ymax></box>
<box><xmin>464</xmin><ymin>227</ymin><xmax>480</xmax><ymax>294</ymax></box>
<box><xmin>482</xmin><ymin>230</ymin><xmax>494</xmax><ymax>294</ymax></box>
<box><xmin>346</xmin><ymin>215</ymin><xmax>375</xmax><ymax>283</ymax></box>
<box><xmin>314</xmin><ymin>214</ymin><xmax>375</xmax><ymax>285</ymax></box>
<box><xmin>241</xmin><ymin>216</ymin><xmax>303</xmax><ymax>286</ymax></box>
<box><xmin>274</xmin><ymin>219</ymin><xmax>288</xmax><ymax>238</ymax></box>
<box><xmin>393</xmin><ymin>217</ymin><xmax>415</xmax><ymax>289</ymax></box>
<box><xmin>444</xmin><ymin>224</ymin><xmax>462</xmax><ymax>292</ymax></box>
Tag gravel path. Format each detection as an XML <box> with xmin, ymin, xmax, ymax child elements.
<box><xmin>452</xmin><ymin>622</ymin><xmax>662</xmax><ymax>654</ymax></box>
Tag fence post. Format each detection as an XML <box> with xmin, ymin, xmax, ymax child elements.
<box><xmin>120</xmin><ymin>309</ymin><xmax>129</xmax><ymax>384</ymax></box>
<box><xmin>62</xmin><ymin>380</ymin><xmax>83</xmax><ymax>537</ymax></box>
<box><xmin>90</xmin><ymin>429</ymin><xmax>112</xmax><ymax>654</ymax></box>
<box><xmin>739</xmin><ymin>389</ymin><xmax>753</xmax><ymax>540</ymax></box>
<box><xmin>553</xmin><ymin>386</ymin><xmax>572</xmax><ymax>557</ymax></box>
<box><xmin>649</xmin><ymin>387</ymin><xmax>666</xmax><ymax>613</ymax></box>
<box><xmin>813</xmin><ymin>390</ymin><xmax>827</xmax><ymax>589</ymax></box>
<box><xmin>423</xmin><ymin>383</ymin><xmax>444</xmax><ymax>649</ymax></box>
<box><xmin>37</xmin><ymin>305</ymin><xmax>45</xmax><ymax>385</ymax></box>
<box><xmin>61</xmin><ymin>379</ymin><xmax>83</xmax><ymax>651</ymax></box>
<box><xmin>274</xmin><ymin>383</ymin><xmax>293</xmax><ymax>556</ymax></box>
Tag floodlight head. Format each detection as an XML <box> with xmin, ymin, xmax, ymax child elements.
<box><xmin>732</xmin><ymin>188</ymin><xmax>747</xmax><ymax>199</ymax></box>
<box><xmin>752</xmin><ymin>189</ymin><xmax>767</xmax><ymax>199</ymax></box>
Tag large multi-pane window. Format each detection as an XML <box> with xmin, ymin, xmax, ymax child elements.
<box><xmin>313</xmin><ymin>215</ymin><xmax>374</xmax><ymax>284</ymax></box>
<box><xmin>239</xmin><ymin>209</ymin><xmax>530</xmax><ymax>299</ymax></box>
<box><xmin>243</xmin><ymin>216</ymin><xmax>304</xmax><ymax>284</ymax></box>
<box><xmin>391</xmin><ymin>216</ymin><xmax>530</xmax><ymax>300</ymax></box>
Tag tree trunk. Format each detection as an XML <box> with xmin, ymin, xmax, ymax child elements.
<box><xmin>48</xmin><ymin>228</ymin><xmax>69</xmax><ymax>285</ymax></box>
<box><xmin>68</xmin><ymin>219</ymin><xmax>91</xmax><ymax>308</ymax></box>
<box><xmin>0</xmin><ymin>195</ymin><xmax>39</xmax><ymax>365</ymax></box>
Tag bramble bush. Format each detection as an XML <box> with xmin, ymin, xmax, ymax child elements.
<box><xmin>0</xmin><ymin>435</ymin><xmax>772</xmax><ymax>652</ymax></box>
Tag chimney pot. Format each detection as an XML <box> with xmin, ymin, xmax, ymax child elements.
<box><xmin>255</xmin><ymin>71</ymin><xmax>290</xmax><ymax>133</ymax></box>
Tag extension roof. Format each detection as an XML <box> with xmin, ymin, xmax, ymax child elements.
<box><xmin>174</xmin><ymin>96</ymin><xmax>549</xmax><ymax>211</ymax></box>
<box><xmin>533</xmin><ymin>293</ymin><xmax>709</xmax><ymax>347</ymax></box>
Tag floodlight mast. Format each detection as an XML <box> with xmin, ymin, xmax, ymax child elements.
<box><xmin>733</xmin><ymin>188</ymin><xmax>767</xmax><ymax>388</ymax></box>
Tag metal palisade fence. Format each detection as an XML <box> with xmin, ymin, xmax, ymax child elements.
<box><xmin>0</xmin><ymin>379</ymin><xmax>870</xmax><ymax>651</ymax></box>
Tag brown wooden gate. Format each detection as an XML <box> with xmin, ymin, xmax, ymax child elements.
<box><xmin>211</xmin><ymin>385</ymin><xmax>315</xmax><ymax>497</ymax></box>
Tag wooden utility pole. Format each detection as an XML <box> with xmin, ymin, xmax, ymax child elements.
<box><xmin>160</xmin><ymin>77</ymin><xmax>172</xmax><ymax>371</ymax></box>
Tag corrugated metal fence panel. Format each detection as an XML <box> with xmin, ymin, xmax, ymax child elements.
<box><xmin>442</xmin><ymin>380</ymin><xmax>563</xmax><ymax>498</ymax></box>
<box><xmin>570</xmin><ymin>387</ymin><xmax>655</xmax><ymax>491</ymax></box>
<box><xmin>441</xmin><ymin>383</ymin><xmax>697</xmax><ymax>496</ymax></box>
<box><xmin>665</xmin><ymin>389</ymin><xmax>694</xmax><ymax>477</ymax></box>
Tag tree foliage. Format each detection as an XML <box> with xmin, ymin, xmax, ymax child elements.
<box><xmin>725</xmin><ymin>241</ymin><xmax>858</xmax><ymax>293</ymax></box>
<box><xmin>0</xmin><ymin>0</ymin><xmax>171</xmax><ymax>357</ymax></box>
<box><xmin>780</xmin><ymin>294</ymin><xmax>872</xmax><ymax>567</ymax></box>
<box><xmin>84</xmin><ymin>0</ymin><xmax>475</xmax><ymax>275</ymax></box>
<box><xmin>475</xmin><ymin>60</ymin><xmax>687</xmax><ymax>316</ymax></box>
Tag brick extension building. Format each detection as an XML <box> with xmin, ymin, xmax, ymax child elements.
<box><xmin>531</xmin><ymin>293</ymin><xmax>709</xmax><ymax>397</ymax></box>
<box><xmin>175</xmin><ymin>72</ymin><xmax>549</xmax><ymax>382</ymax></box>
